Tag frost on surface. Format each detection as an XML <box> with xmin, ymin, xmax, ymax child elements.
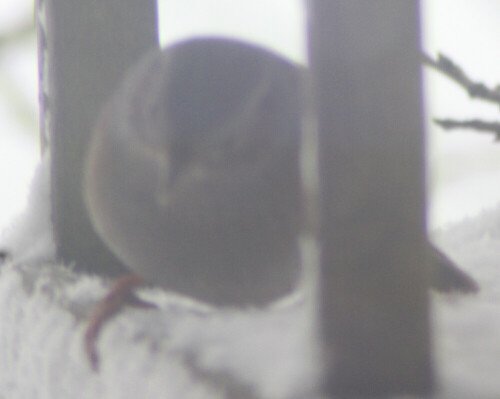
<box><xmin>431</xmin><ymin>204</ymin><xmax>500</xmax><ymax>398</ymax></box>
<box><xmin>0</xmin><ymin>156</ymin><xmax>319</xmax><ymax>399</ymax></box>
<box><xmin>0</xmin><ymin>261</ymin><xmax>318</xmax><ymax>399</ymax></box>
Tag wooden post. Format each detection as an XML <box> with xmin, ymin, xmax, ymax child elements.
<box><xmin>307</xmin><ymin>1</ymin><xmax>433</xmax><ymax>396</ymax></box>
<box><xmin>36</xmin><ymin>0</ymin><xmax>158</xmax><ymax>274</ymax></box>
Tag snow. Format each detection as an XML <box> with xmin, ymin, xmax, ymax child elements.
<box><xmin>2</xmin><ymin>158</ymin><xmax>500</xmax><ymax>398</ymax></box>
<box><xmin>431</xmin><ymin>208</ymin><xmax>500</xmax><ymax>398</ymax></box>
<box><xmin>0</xmin><ymin>156</ymin><xmax>319</xmax><ymax>399</ymax></box>
<box><xmin>0</xmin><ymin>260</ymin><xmax>318</xmax><ymax>399</ymax></box>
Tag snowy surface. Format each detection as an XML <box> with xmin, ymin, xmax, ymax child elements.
<box><xmin>0</xmin><ymin>261</ymin><xmax>318</xmax><ymax>399</ymax></box>
<box><xmin>0</xmin><ymin>158</ymin><xmax>320</xmax><ymax>399</ymax></box>
<box><xmin>2</xmin><ymin>159</ymin><xmax>500</xmax><ymax>398</ymax></box>
<box><xmin>431</xmin><ymin>210</ymin><xmax>500</xmax><ymax>398</ymax></box>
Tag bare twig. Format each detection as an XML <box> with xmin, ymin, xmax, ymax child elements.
<box><xmin>433</xmin><ymin>118</ymin><xmax>500</xmax><ymax>140</ymax></box>
<box><xmin>423</xmin><ymin>52</ymin><xmax>500</xmax><ymax>107</ymax></box>
<box><xmin>423</xmin><ymin>53</ymin><xmax>500</xmax><ymax>139</ymax></box>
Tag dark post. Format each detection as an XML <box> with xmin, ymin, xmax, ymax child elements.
<box><xmin>307</xmin><ymin>1</ymin><xmax>433</xmax><ymax>396</ymax></box>
<box><xmin>36</xmin><ymin>0</ymin><xmax>158</xmax><ymax>274</ymax></box>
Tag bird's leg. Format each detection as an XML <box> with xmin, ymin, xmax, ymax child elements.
<box><xmin>84</xmin><ymin>274</ymin><xmax>157</xmax><ymax>371</ymax></box>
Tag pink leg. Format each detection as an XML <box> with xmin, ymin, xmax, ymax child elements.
<box><xmin>84</xmin><ymin>274</ymin><xmax>156</xmax><ymax>371</ymax></box>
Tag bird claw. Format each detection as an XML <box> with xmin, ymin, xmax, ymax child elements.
<box><xmin>84</xmin><ymin>274</ymin><xmax>156</xmax><ymax>371</ymax></box>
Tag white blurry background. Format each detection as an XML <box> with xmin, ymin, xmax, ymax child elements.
<box><xmin>1</xmin><ymin>0</ymin><xmax>500</xmax><ymax>235</ymax></box>
<box><xmin>423</xmin><ymin>0</ymin><xmax>500</xmax><ymax>229</ymax></box>
<box><xmin>0</xmin><ymin>1</ymin><xmax>39</xmax><ymax>232</ymax></box>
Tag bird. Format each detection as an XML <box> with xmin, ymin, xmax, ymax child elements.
<box><xmin>83</xmin><ymin>37</ymin><xmax>478</xmax><ymax>370</ymax></box>
<box><xmin>84</xmin><ymin>37</ymin><xmax>303</xmax><ymax>307</ymax></box>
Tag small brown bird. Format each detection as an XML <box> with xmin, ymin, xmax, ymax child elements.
<box><xmin>83</xmin><ymin>37</ymin><xmax>478</xmax><ymax>369</ymax></box>
<box><xmin>84</xmin><ymin>38</ymin><xmax>302</xmax><ymax>307</ymax></box>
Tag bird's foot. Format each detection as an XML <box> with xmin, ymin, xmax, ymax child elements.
<box><xmin>84</xmin><ymin>274</ymin><xmax>156</xmax><ymax>371</ymax></box>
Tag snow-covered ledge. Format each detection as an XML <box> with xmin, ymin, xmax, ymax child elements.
<box><xmin>0</xmin><ymin>260</ymin><xmax>318</xmax><ymax>399</ymax></box>
<box><xmin>3</xmin><ymin>157</ymin><xmax>500</xmax><ymax>398</ymax></box>
<box><xmin>430</xmin><ymin>209</ymin><xmax>500</xmax><ymax>398</ymax></box>
<box><xmin>0</xmin><ymin>158</ymin><xmax>319</xmax><ymax>399</ymax></box>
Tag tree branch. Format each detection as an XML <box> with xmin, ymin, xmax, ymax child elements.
<box><xmin>433</xmin><ymin>118</ymin><xmax>500</xmax><ymax>140</ymax></box>
<box><xmin>423</xmin><ymin>52</ymin><xmax>500</xmax><ymax>107</ymax></box>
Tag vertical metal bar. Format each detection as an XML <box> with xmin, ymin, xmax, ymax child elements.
<box><xmin>307</xmin><ymin>1</ymin><xmax>433</xmax><ymax>396</ymax></box>
<box><xmin>36</xmin><ymin>0</ymin><xmax>158</xmax><ymax>274</ymax></box>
